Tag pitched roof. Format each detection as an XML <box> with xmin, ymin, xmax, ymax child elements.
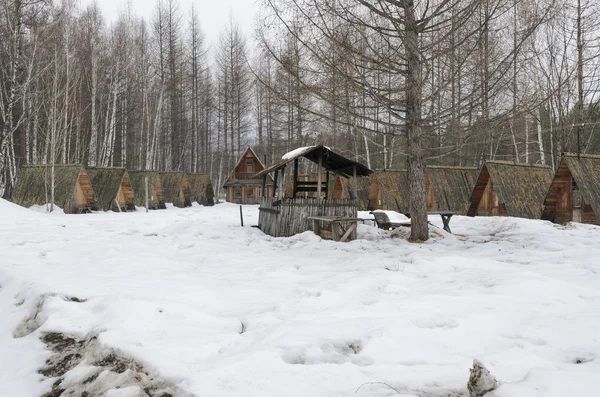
<box><xmin>12</xmin><ymin>164</ymin><xmax>95</xmax><ymax>210</ymax></box>
<box><xmin>86</xmin><ymin>167</ymin><xmax>129</xmax><ymax>211</ymax></box>
<box><xmin>335</xmin><ymin>176</ymin><xmax>372</xmax><ymax>210</ymax></box>
<box><xmin>426</xmin><ymin>166</ymin><xmax>479</xmax><ymax>214</ymax></box>
<box><xmin>187</xmin><ymin>173</ymin><xmax>215</xmax><ymax>206</ymax></box>
<box><xmin>127</xmin><ymin>171</ymin><xmax>163</xmax><ymax>208</ymax></box>
<box><xmin>256</xmin><ymin>145</ymin><xmax>372</xmax><ymax>178</ymax></box>
<box><xmin>226</xmin><ymin>147</ymin><xmax>271</xmax><ymax>184</ymax></box>
<box><xmin>563</xmin><ymin>153</ymin><xmax>600</xmax><ymax>219</ymax></box>
<box><xmin>373</xmin><ymin>170</ymin><xmax>409</xmax><ymax>213</ymax></box>
<box><xmin>470</xmin><ymin>160</ymin><xmax>554</xmax><ymax>219</ymax></box>
<box><xmin>159</xmin><ymin>172</ymin><xmax>191</xmax><ymax>207</ymax></box>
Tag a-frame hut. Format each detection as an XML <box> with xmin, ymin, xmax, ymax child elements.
<box><xmin>12</xmin><ymin>164</ymin><xmax>95</xmax><ymax>213</ymax></box>
<box><xmin>187</xmin><ymin>173</ymin><xmax>215</xmax><ymax>206</ymax></box>
<box><xmin>332</xmin><ymin>176</ymin><xmax>372</xmax><ymax>210</ymax></box>
<box><xmin>86</xmin><ymin>167</ymin><xmax>135</xmax><ymax>212</ymax></box>
<box><xmin>159</xmin><ymin>172</ymin><xmax>191</xmax><ymax>208</ymax></box>
<box><xmin>467</xmin><ymin>160</ymin><xmax>554</xmax><ymax>219</ymax></box>
<box><xmin>425</xmin><ymin>166</ymin><xmax>479</xmax><ymax>215</ymax></box>
<box><xmin>367</xmin><ymin>170</ymin><xmax>410</xmax><ymax>213</ymax></box>
<box><xmin>542</xmin><ymin>153</ymin><xmax>600</xmax><ymax>225</ymax></box>
<box><xmin>127</xmin><ymin>171</ymin><xmax>166</xmax><ymax>209</ymax></box>
<box><xmin>224</xmin><ymin>147</ymin><xmax>274</xmax><ymax>204</ymax></box>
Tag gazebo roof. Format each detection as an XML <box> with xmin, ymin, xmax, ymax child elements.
<box><xmin>256</xmin><ymin>145</ymin><xmax>372</xmax><ymax>178</ymax></box>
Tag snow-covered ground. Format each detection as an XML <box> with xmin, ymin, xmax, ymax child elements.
<box><xmin>1</xmin><ymin>199</ymin><xmax>599</xmax><ymax>397</ymax></box>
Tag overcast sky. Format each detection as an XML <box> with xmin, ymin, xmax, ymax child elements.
<box><xmin>86</xmin><ymin>0</ymin><xmax>259</xmax><ymax>49</ymax></box>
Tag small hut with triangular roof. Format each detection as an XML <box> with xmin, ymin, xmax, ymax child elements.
<box><xmin>127</xmin><ymin>171</ymin><xmax>165</xmax><ymax>209</ymax></box>
<box><xmin>187</xmin><ymin>173</ymin><xmax>215</xmax><ymax>206</ymax></box>
<box><xmin>367</xmin><ymin>170</ymin><xmax>410</xmax><ymax>213</ymax></box>
<box><xmin>159</xmin><ymin>172</ymin><xmax>192</xmax><ymax>208</ymax></box>
<box><xmin>86</xmin><ymin>167</ymin><xmax>135</xmax><ymax>211</ymax></box>
<box><xmin>425</xmin><ymin>166</ymin><xmax>479</xmax><ymax>215</ymax></box>
<box><xmin>332</xmin><ymin>175</ymin><xmax>372</xmax><ymax>210</ymax></box>
<box><xmin>12</xmin><ymin>164</ymin><xmax>95</xmax><ymax>213</ymax></box>
<box><xmin>224</xmin><ymin>147</ymin><xmax>273</xmax><ymax>204</ymax></box>
<box><xmin>467</xmin><ymin>160</ymin><xmax>554</xmax><ymax>219</ymax></box>
<box><xmin>542</xmin><ymin>153</ymin><xmax>600</xmax><ymax>225</ymax></box>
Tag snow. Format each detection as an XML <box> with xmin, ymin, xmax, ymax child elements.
<box><xmin>282</xmin><ymin>146</ymin><xmax>315</xmax><ymax>160</ymax></box>
<box><xmin>1</xmin><ymin>198</ymin><xmax>600</xmax><ymax>396</ymax></box>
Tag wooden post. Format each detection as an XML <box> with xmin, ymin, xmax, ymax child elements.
<box><xmin>353</xmin><ymin>164</ymin><xmax>357</xmax><ymax>199</ymax></box>
<box><xmin>317</xmin><ymin>151</ymin><xmax>323</xmax><ymax>199</ymax></box>
<box><xmin>261</xmin><ymin>175</ymin><xmax>267</xmax><ymax>198</ymax></box>
<box><xmin>292</xmin><ymin>158</ymin><xmax>299</xmax><ymax>198</ymax></box>
<box><xmin>240</xmin><ymin>205</ymin><xmax>244</xmax><ymax>227</ymax></box>
<box><xmin>144</xmin><ymin>176</ymin><xmax>149</xmax><ymax>213</ymax></box>
<box><xmin>114</xmin><ymin>199</ymin><xmax>122</xmax><ymax>213</ymax></box>
<box><xmin>273</xmin><ymin>170</ymin><xmax>278</xmax><ymax>197</ymax></box>
<box><xmin>325</xmin><ymin>171</ymin><xmax>330</xmax><ymax>199</ymax></box>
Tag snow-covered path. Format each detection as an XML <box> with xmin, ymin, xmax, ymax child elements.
<box><xmin>1</xmin><ymin>200</ymin><xmax>599</xmax><ymax>396</ymax></box>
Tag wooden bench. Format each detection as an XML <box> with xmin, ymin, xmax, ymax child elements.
<box><xmin>307</xmin><ymin>216</ymin><xmax>361</xmax><ymax>242</ymax></box>
<box><xmin>370</xmin><ymin>211</ymin><xmax>409</xmax><ymax>231</ymax></box>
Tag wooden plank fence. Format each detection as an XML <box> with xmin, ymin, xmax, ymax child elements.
<box><xmin>259</xmin><ymin>198</ymin><xmax>358</xmax><ymax>238</ymax></box>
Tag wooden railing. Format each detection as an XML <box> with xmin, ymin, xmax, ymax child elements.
<box><xmin>232</xmin><ymin>172</ymin><xmax>262</xmax><ymax>180</ymax></box>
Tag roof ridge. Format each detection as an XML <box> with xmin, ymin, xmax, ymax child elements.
<box><xmin>485</xmin><ymin>160</ymin><xmax>552</xmax><ymax>168</ymax></box>
<box><xmin>426</xmin><ymin>165</ymin><xmax>478</xmax><ymax>170</ymax></box>
<box><xmin>564</xmin><ymin>152</ymin><xmax>600</xmax><ymax>159</ymax></box>
<box><xmin>21</xmin><ymin>164</ymin><xmax>83</xmax><ymax>168</ymax></box>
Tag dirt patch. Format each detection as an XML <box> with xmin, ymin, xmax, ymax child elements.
<box><xmin>38</xmin><ymin>332</ymin><xmax>194</xmax><ymax>397</ymax></box>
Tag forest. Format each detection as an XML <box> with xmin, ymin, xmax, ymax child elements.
<box><xmin>1</xmin><ymin>0</ymin><xmax>600</xmax><ymax>238</ymax></box>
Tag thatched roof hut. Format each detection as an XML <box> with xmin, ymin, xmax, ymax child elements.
<box><xmin>368</xmin><ymin>170</ymin><xmax>410</xmax><ymax>213</ymax></box>
<box><xmin>332</xmin><ymin>176</ymin><xmax>372</xmax><ymax>210</ymax></box>
<box><xmin>542</xmin><ymin>153</ymin><xmax>600</xmax><ymax>225</ymax></box>
<box><xmin>127</xmin><ymin>171</ymin><xmax>166</xmax><ymax>209</ymax></box>
<box><xmin>86</xmin><ymin>167</ymin><xmax>135</xmax><ymax>211</ymax></box>
<box><xmin>12</xmin><ymin>164</ymin><xmax>95</xmax><ymax>214</ymax></box>
<box><xmin>425</xmin><ymin>166</ymin><xmax>479</xmax><ymax>215</ymax></box>
<box><xmin>187</xmin><ymin>173</ymin><xmax>215</xmax><ymax>206</ymax></box>
<box><xmin>159</xmin><ymin>172</ymin><xmax>191</xmax><ymax>207</ymax></box>
<box><xmin>467</xmin><ymin>160</ymin><xmax>554</xmax><ymax>219</ymax></box>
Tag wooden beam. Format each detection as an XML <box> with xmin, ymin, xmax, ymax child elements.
<box><xmin>261</xmin><ymin>174</ymin><xmax>267</xmax><ymax>198</ymax></box>
<box><xmin>293</xmin><ymin>158</ymin><xmax>299</xmax><ymax>198</ymax></box>
<box><xmin>273</xmin><ymin>170</ymin><xmax>278</xmax><ymax>198</ymax></box>
<box><xmin>317</xmin><ymin>150</ymin><xmax>323</xmax><ymax>198</ymax></box>
<box><xmin>353</xmin><ymin>164</ymin><xmax>357</xmax><ymax>199</ymax></box>
<box><xmin>325</xmin><ymin>171</ymin><xmax>330</xmax><ymax>199</ymax></box>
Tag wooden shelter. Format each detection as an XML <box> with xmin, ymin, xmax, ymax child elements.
<box><xmin>159</xmin><ymin>172</ymin><xmax>192</xmax><ymax>208</ymax></box>
<box><xmin>187</xmin><ymin>173</ymin><xmax>215</xmax><ymax>206</ymax></box>
<box><xmin>127</xmin><ymin>171</ymin><xmax>166</xmax><ymax>209</ymax></box>
<box><xmin>367</xmin><ymin>170</ymin><xmax>410</xmax><ymax>213</ymax></box>
<box><xmin>332</xmin><ymin>176</ymin><xmax>372</xmax><ymax>210</ymax></box>
<box><xmin>425</xmin><ymin>166</ymin><xmax>479</xmax><ymax>215</ymax></box>
<box><xmin>467</xmin><ymin>160</ymin><xmax>554</xmax><ymax>219</ymax></box>
<box><xmin>12</xmin><ymin>164</ymin><xmax>95</xmax><ymax>213</ymax></box>
<box><xmin>256</xmin><ymin>145</ymin><xmax>372</xmax><ymax>239</ymax></box>
<box><xmin>86</xmin><ymin>167</ymin><xmax>135</xmax><ymax>211</ymax></box>
<box><xmin>285</xmin><ymin>173</ymin><xmax>335</xmax><ymax>199</ymax></box>
<box><xmin>224</xmin><ymin>147</ymin><xmax>274</xmax><ymax>204</ymax></box>
<box><xmin>542</xmin><ymin>153</ymin><xmax>600</xmax><ymax>225</ymax></box>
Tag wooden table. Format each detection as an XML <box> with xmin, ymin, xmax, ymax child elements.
<box><xmin>403</xmin><ymin>211</ymin><xmax>455</xmax><ymax>233</ymax></box>
<box><xmin>307</xmin><ymin>216</ymin><xmax>362</xmax><ymax>242</ymax></box>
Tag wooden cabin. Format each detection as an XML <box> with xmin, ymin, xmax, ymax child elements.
<box><xmin>86</xmin><ymin>167</ymin><xmax>135</xmax><ymax>211</ymax></box>
<box><xmin>425</xmin><ymin>166</ymin><xmax>479</xmax><ymax>215</ymax></box>
<box><xmin>159</xmin><ymin>172</ymin><xmax>192</xmax><ymax>208</ymax></box>
<box><xmin>127</xmin><ymin>171</ymin><xmax>166</xmax><ymax>209</ymax></box>
<box><xmin>187</xmin><ymin>173</ymin><xmax>215</xmax><ymax>206</ymax></box>
<box><xmin>542</xmin><ymin>153</ymin><xmax>600</xmax><ymax>225</ymax></box>
<box><xmin>332</xmin><ymin>175</ymin><xmax>372</xmax><ymax>210</ymax></box>
<box><xmin>467</xmin><ymin>161</ymin><xmax>554</xmax><ymax>219</ymax></box>
<box><xmin>224</xmin><ymin>147</ymin><xmax>274</xmax><ymax>204</ymax></box>
<box><xmin>367</xmin><ymin>170</ymin><xmax>410</xmax><ymax>213</ymax></box>
<box><xmin>12</xmin><ymin>164</ymin><xmax>95</xmax><ymax>213</ymax></box>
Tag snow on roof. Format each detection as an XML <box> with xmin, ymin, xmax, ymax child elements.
<box><xmin>282</xmin><ymin>146</ymin><xmax>315</xmax><ymax>160</ymax></box>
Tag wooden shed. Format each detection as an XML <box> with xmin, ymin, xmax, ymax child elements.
<box><xmin>467</xmin><ymin>160</ymin><xmax>554</xmax><ymax>219</ymax></box>
<box><xmin>367</xmin><ymin>170</ymin><xmax>410</xmax><ymax>213</ymax></box>
<box><xmin>425</xmin><ymin>166</ymin><xmax>479</xmax><ymax>215</ymax></box>
<box><xmin>332</xmin><ymin>175</ymin><xmax>372</xmax><ymax>210</ymax></box>
<box><xmin>86</xmin><ymin>167</ymin><xmax>135</xmax><ymax>212</ymax></box>
<box><xmin>159</xmin><ymin>172</ymin><xmax>192</xmax><ymax>208</ymax></box>
<box><xmin>187</xmin><ymin>173</ymin><xmax>215</xmax><ymax>206</ymax></box>
<box><xmin>285</xmin><ymin>173</ymin><xmax>335</xmax><ymax>199</ymax></box>
<box><xmin>12</xmin><ymin>164</ymin><xmax>95</xmax><ymax>213</ymax></box>
<box><xmin>542</xmin><ymin>153</ymin><xmax>600</xmax><ymax>225</ymax></box>
<box><xmin>224</xmin><ymin>147</ymin><xmax>274</xmax><ymax>204</ymax></box>
<box><xmin>127</xmin><ymin>171</ymin><xmax>166</xmax><ymax>209</ymax></box>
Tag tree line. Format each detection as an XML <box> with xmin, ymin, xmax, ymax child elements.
<box><xmin>1</xmin><ymin>0</ymin><xmax>600</xmax><ymax>240</ymax></box>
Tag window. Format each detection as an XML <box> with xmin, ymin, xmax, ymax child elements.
<box><xmin>246</xmin><ymin>160</ymin><xmax>254</xmax><ymax>173</ymax></box>
<box><xmin>246</xmin><ymin>188</ymin><xmax>254</xmax><ymax>198</ymax></box>
<box><xmin>232</xmin><ymin>184</ymin><xmax>242</xmax><ymax>199</ymax></box>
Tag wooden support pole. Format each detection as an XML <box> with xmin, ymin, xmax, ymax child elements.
<box><xmin>261</xmin><ymin>174</ymin><xmax>267</xmax><ymax>198</ymax></box>
<box><xmin>353</xmin><ymin>164</ymin><xmax>357</xmax><ymax>199</ymax></box>
<box><xmin>293</xmin><ymin>158</ymin><xmax>299</xmax><ymax>198</ymax></box>
<box><xmin>317</xmin><ymin>151</ymin><xmax>323</xmax><ymax>199</ymax></box>
<box><xmin>273</xmin><ymin>170</ymin><xmax>278</xmax><ymax>197</ymax></box>
<box><xmin>325</xmin><ymin>171</ymin><xmax>330</xmax><ymax>199</ymax></box>
<box><xmin>144</xmin><ymin>176</ymin><xmax>149</xmax><ymax>213</ymax></box>
<box><xmin>240</xmin><ymin>205</ymin><xmax>244</xmax><ymax>227</ymax></box>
